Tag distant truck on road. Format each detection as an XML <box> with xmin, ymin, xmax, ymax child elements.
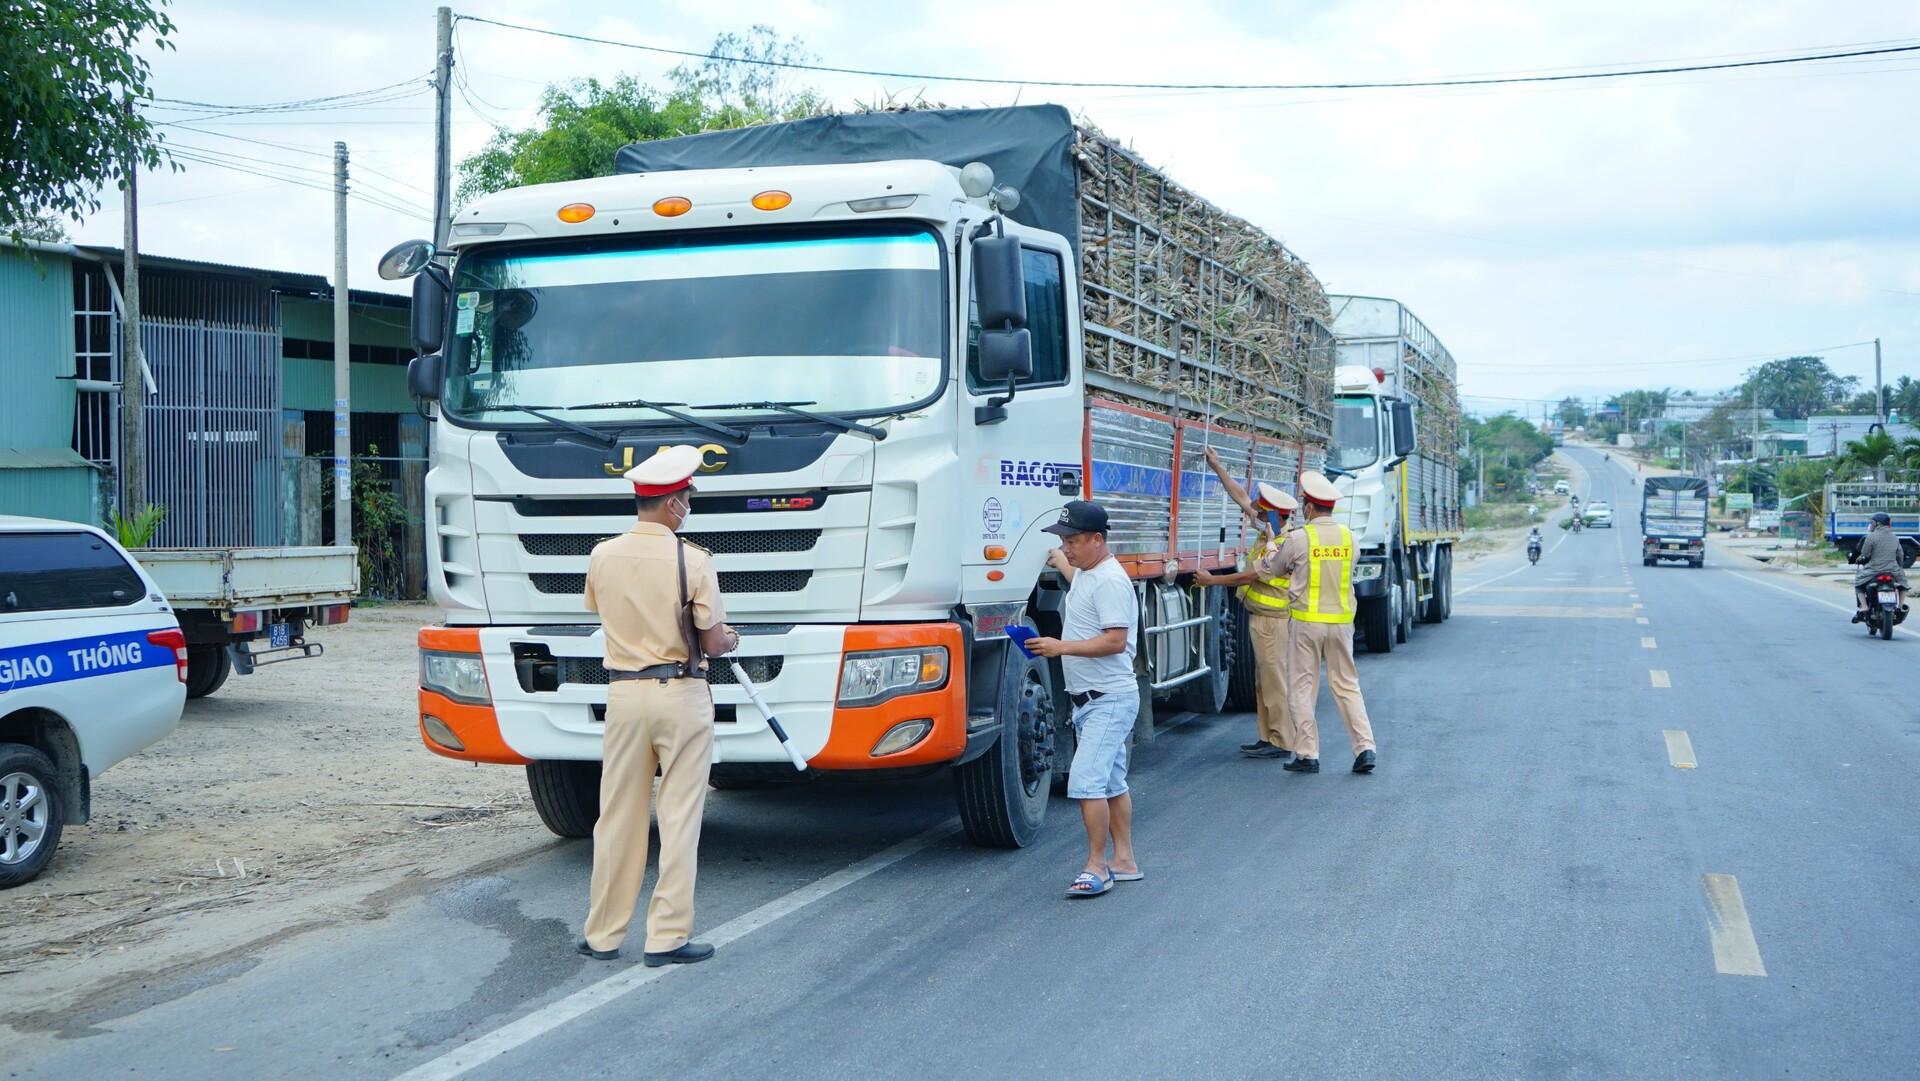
<box><xmin>1823</xmin><ymin>482</ymin><xmax>1920</xmax><ymax>567</ymax></box>
<box><xmin>1641</xmin><ymin>476</ymin><xmax>1709</xmax><ymax>567</ymax></box>
<box><xmin>133</xmin><ymin>547</ymin><xmax>357</xmax><ymax>697</ymax></box>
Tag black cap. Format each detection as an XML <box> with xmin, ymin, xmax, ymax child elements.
<box><xmin>1872</xmin><ymin>511</ymin><xmax>1892</xmax><ymax>525</ymax></box>
<box><xmin>1043</xmin><ymin>500</ymin><xmax>1109</xmax><ymax>537</ymax></box>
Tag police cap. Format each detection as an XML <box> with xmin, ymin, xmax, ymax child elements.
<box><xmin>1298</xmin><ymin>470</ymin><xmax>1340</xmax><ymax>507</ymax></box>
<box><xmin>1255</xmin><ymin>482</ymin><xmax>1298</xmax><ymax>513</ymax></box>
<box><xmin>625</xmin><ymin>444</ymin><xmax>702</xmax><ymax>497</ymax></box>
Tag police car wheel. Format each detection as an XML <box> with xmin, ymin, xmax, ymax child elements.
<box><xmin>0</xmin><ymin>745</ymin><xmax>64</xmax><ymax>889</ymax></box>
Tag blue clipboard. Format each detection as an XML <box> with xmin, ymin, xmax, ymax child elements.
<box><xmin>1005</xmin><ymin>626</ymin><xmax>1039</xmax><ymax>659</ymax></box>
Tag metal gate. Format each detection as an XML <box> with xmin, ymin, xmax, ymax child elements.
<box><xmin>139</xmin><ymin>318</ymin><xmax>284</xmax><ymax>547</ymax></box>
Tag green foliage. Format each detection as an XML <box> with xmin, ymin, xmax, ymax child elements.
<box><xmin>1841</xmin><ymin>430</ymin><xmax>1899</xmax><ymax>473</ymax></box>
<box><xmin>319</xmin><ymin>446</ymin><xmax>414</xmax><ymax>599</ymax></box>
<box><xmin>1740</xmin><ymin>356</ymin><xmax>1855</xmax><ymax>420</ymax></box>
<box><xmin>1</xmin><ymin>0</ymin><xmax>177</xmax><ymax>245</ymax></box>
<box><xmin>1554</xmin><ymin>397</ymin><xmax>1588</xmax><ymax>428</ymax></box>
<box><xmin>456</xmin><ymin>27</ymin><xmax>825</xmax><ymax>206</ymax></box>
<box><xmin>1463</xmin><ymin>413</ymin><xmax>1553</xmax><ymax>503</ymax></box>
<box><xmin>110</xmin><ymin>502</ymin><xmax>167</xmax><ymax>547</ymax></box>
<box><xmin>1606</xmin><ymin>388</ymin><xmax>1669</xmax><ymax>425</ymax></box>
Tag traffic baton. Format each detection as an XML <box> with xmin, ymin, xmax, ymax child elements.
<box><xmin>731</xmin><ymin>661</ymin><xmax>809</xmax><ymax>772</ymax></box>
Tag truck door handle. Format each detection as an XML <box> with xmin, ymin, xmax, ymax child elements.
<box><xmin>1057</xmin><ymin>469</ymin><xmax>1081</xmax><ymax>496</ymax></box>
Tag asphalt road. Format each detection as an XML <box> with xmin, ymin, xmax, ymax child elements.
<box><xmin>10</xmin><ymin>445</ymin><xmax>1920</xmax><ymax>1080</ymax></box>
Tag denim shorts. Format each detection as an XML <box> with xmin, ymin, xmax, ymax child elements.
<box><xmin>1067</xmin><ymin>693</ymin><xmax>1139</xmax><ymax>800</ymax></box>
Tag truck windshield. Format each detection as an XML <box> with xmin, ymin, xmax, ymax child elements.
<box><xmin>442</xmin><ymin>225</ymin><xmax>945</xmax><ymax>425</ymax></box>
<box><xmin>1331</xmin><ymin>396</ymin><xmax>1379</xmax><ymax>470</ymax></box>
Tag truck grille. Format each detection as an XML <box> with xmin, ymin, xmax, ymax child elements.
<box><xmin>529</xmin><ymin>570</ymin><xmax>813</xmax><ymax>595</ymax></box>
<box><xmin>519</xmin><ymin>529</ymin><xmax>821</xmax><ymax>557</ymax></box>
<box><xmin>558</xmin><ymin>655</ymin><xmax>785</xmax><ymax>687</ymax></box>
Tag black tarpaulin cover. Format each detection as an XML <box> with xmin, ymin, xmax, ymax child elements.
<box><xmin>613</xmin><ymin>105</ymin><xmax>1080</xmax><ymax>255</ymax></box>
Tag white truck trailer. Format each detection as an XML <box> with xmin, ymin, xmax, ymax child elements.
<box><xmin>1325</xmin><ymin>296</ymin><xmax>1464</xmax><ymax>652</ymax></box>
<box><xmin>381</xmin><ymin>105</ymin><xmax>1336</xmax><ymax>847</ymax></box>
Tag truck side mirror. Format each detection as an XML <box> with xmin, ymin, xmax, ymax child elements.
<box><xmin>972</xmin><ymin>234</ymin><xmax>1027</xmax><ymax>330</ymax></box>
<box><xmin>411</xmin><ymin>270</ymin><xmax>448</xmax><ymax>357</ymax></box>
<box><xmin>1390</xmin><ymin>401</ymin><xmax>1416</xmax><ymax>458</ymax></box>
<box><xmin>407</xmin><ymin>353</ymin><xmax>443</xmax><ymax>402</ymax></box>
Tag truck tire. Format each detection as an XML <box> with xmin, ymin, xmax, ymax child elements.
<box><xmin>185</xmin><ymin>645</ymin><xmax>232</xmax><ymax>699</ymax></box>
<box><xmin>1223</xmin><ymin>598</ymin><xmax>1258</xmax><ymax>711</ymax></box>
<box><xmin>0</xmin><ymin>744</ymin><xmax>64</xmax><ymax>890</ymax></box>
<box><xmin>1438</xmin><ymin>548</ymin><xmax>1454</xmax><ymax>621</ymax></box>
<box><xmin>954</xmin><ymin>644</ymin><xmax>1055</xmax><ymax>848</ymax></box>
<box><xmin>526</xmin><ymin>760</ymin><xmax>601</xmax><ymax>839</ymax></box>
<box><xmin>1395</xmin><ymin>563</ymin><xmax>1414</xmax><ymax>643</ymax></box>
<box><xmin>1361</xmin><ymin>594</ymin><xmax>1394</xmax><ymax>654</ymax></box>
<box><xmin>1178</xmin><ymin>587</ymin><xmax>1231</xmax><ymax>714</ymax></box>
<box><xmin>1420</xmin><ymin>555</ymin><xmax>1445</xmax><ymax>623</ymax></box>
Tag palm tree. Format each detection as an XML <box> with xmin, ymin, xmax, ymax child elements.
<box><xmin>1898</xmin><ymin>436</ymin><xmax>1920</xmax><ymax>473</ymax></box>
<box><xmin>1841</xmin><ymin>430</ymin><xmax>1899</xmax><ymax>478</ymax></box>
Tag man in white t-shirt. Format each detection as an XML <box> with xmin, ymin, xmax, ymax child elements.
<box><xmin>1027</xmin><ymin>501</ymin><xmax>1141</xmax><ymax>899</ymax></box>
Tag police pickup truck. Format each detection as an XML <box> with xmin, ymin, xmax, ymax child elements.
<box><xmin>0</xmin><ymin>516</ymin><xmax>188</xmax><ymax>887</ymax></box>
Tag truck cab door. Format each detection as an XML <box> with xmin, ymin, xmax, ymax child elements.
<box><xmin>956</xmin><ymin>225</ymin><xmax>1084</xmax><ymax>577</ymax></box>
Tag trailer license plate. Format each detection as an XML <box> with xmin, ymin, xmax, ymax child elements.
<box><xmin>1880</xmin><ymin>591</ymin><xmax>1899</xmax><ymax>605</ymax></box>
<box><xmin>269</xmin><ymin>622</ymin><xmax>291</xmax><ymax>648</ymax></box>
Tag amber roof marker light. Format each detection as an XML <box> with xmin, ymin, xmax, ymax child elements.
<box><xmin>557</xmin><ymin>203</ymin><xmax>595</xmax><ymax>223</ymax></box>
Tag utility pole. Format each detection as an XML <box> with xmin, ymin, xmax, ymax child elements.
<box><xmin>120</xmin><ymin>104</ymin><xmax>145</xmax><ymax>520</ymax></box>
<box><xmin>334</xmin><ymin>141</ymin><xmax>353</xmax><ymax>548</ymax></box>
<box><xmin>432</xmin><ymin>6</ymin><xmax>454</xmax><ymax>249</ymax></box>
<box><xmin>1874</xmin><ymin>336</ymin><xmax>1885</xmax><ymax>426</ymax></box>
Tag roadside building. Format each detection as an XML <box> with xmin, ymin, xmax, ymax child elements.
<box><xmin>0</xmin><ymin>240</ymin><xmax>427</xmax><ymax>596</ymax></box>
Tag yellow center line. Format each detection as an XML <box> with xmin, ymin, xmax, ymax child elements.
<box><xmin>1642</xmin><ymin>637</ymin><xmax>1658</xmax><ymax>649</ymax></box>
<box><xmin>1702</xmin><ymin>874</ymin><xmax>1767</xmax><ymax>977</ymax></box>
<box><xmin>1663</xmin><ymin>729</ymin><xmax>1696</xmax><ymax>768</ymax></box>
<box><xmin>1650</xmin><ymin>669</ymin><xmax>1671</xmax><ymax>688</ymax></box>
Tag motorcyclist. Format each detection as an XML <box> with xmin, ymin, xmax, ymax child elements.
<box><xmin>1851</xmin><ymin>512</ymin><xmax>1910</xmax><ymax>622</ymax></box>
<box><xmin>1527</xmin><ymin>528</ymin><xmax>1543</xmax><ymax>561</ymax></box>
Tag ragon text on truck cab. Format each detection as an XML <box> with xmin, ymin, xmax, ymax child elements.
<box><xmin>383</xmin><ymin>106</ymin><xmax>1342</xmax><ymax>849</ymax></box>
<box><xmin>0</xmin><ymin>516</ymin><xmax>189</xmax><ymax>887</ymax></box>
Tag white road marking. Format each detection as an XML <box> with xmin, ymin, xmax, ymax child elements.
<box><xmin>1702</xmin><ymin>874</ymin><xmax>1767</xmax><ymax>977</ymax></box>
<box><xmin>1469</xmin><ymin>586</ymin><xmax>1633</xmax><ymax>594</ymax></box>
<box><xmin>1663</xmin><ymin>730</ymin><xmax>1696</xmax><ymax>768</ymax></box>
<box><xmin>391</xmin><ymin>822</ymin><xmax>959</xmax><ymax>1081</ymax></box>
<box><xmin>1650</xmin><ymin>669</ymin><xmax>1671</xmax><ymax>688</ymax></box>
<box><xmin>1636</xmin><ymin>617</ymin><xmax>1650</xmax><ymax>625</ymax></box>
<box><xmin>1721</xmin><ymin>568</ymin><xmax>1911</xmax><ymax>638</ymax></box>
<box><xmin>1454</xmin><ymin>605</ymin><xmax>1637</xmax><ymax>619</ymax></box>
<box><xmin>1642</xmin><ymin>637</ymin><xmax>1658</xmax><ymax>649</ymax></box>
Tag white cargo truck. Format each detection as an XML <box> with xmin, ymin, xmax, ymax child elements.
<box><xmin>380</xmin><ymin>105</ymin><xmax>1336</xmax><ymax>847</ymax></box>
<box><xmin>133</xmin><ymin>547</ymin><xmax>357</xmax><ymax>697</ymax></box>
<box><xmin>1325</xmin><ymin>296</ymin><xmax>1464</xmax><ymax>652</ymax></box>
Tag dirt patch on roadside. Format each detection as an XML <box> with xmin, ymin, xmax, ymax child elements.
<box><xmin>0</xmin><ymin>604</ymin><xmax>557</xmax><ymax>1021</ymax></box>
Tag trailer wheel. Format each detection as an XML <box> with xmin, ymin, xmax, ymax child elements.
<box><xmin>954</xmin><ymin>644</ymin><xmax>1054</xmax><ymax>848</ymax></box>
<box><xmin>1439</xmin><ymin>548</ymin><xmax>1454</xmax><ymax>621</ymax></box>
<box><xmin>184</xmin><ymin>645</ymin><xmax>231</xmax><ymax>700</ymax></box>
<box><xmin>1361</xmin><ymin>594</ymin><xmax>1394</xmax><ymax>654</ymax></box>
<box><xmin>526</xmin><ymin>760</ymin><xmax>601</xmax><ymax>839</ymax></box>
<box><xmin>1178</xmin><ymin>587</ymin><xmax>1231</xmax><ymax>714</ymax></box>
<box><xmin>1421</xmin><ymin>554</ymin><xmax>1445</xmax><ymax>623</ymax></box>
<box><xmin>1223</xmin><ymin>597</ymin><xmax>1258</xmax><ymax>711</ymax></box>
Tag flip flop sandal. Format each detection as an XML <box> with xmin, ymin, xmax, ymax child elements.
<box><xmin>1112</xmin><ymin>870</ymin><xmax>1145</xmax><ymax>882</ymax></box>
<box><xmin>1066</xmin><ymin>869</ymin><xmax>1113</xmax><ymax>898</ymax></box>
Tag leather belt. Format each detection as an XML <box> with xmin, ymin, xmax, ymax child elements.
<box><xmin>1069</xmin><ymin>689</ymin><xmax>1106</xmax><ymax>708</ymax></box>
<box><xmin>610</xmin><ymin>663</ymin><xmax>707</xmax><ymax>682</ymax></box>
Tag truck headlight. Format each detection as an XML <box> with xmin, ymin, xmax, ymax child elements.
<box><xmin>1353</xmin><ymin>563</ymin><xmax>1385</xmax><ymax>581</ymax></box>
<box><xmin>837</xmin><ymin>647</ymin><xmax>948</xmax><ymax>707</ymax></box>
<box><xmin>422</xmin><ymin>650</ymin><xmax>492</xmax><ymax>705</ymax></box>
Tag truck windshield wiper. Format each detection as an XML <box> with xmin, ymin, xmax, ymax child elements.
<box><xmin>693</xmin><ymin>401</ymin><xmax>886</xmax><ymax>441</ymax></box>
<box><xmin>492</xmin><ymin>404</ymin><xmax>617</xmax><ymax>448</ymax></box>
<box><xmin>567</xmin><ymin>398</ymin><xmax>747</xmax><ymax>443</ymax></box>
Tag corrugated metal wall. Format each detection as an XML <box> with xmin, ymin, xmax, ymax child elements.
<box><xmin>0</xmin><ymin>247</ymin><xmax>78</xmax><ymax>449</ymax></box>
<box><xmin>0</xmin><ymin>468</ymin><xmax>98</xmax><ymax>523</ymax></box>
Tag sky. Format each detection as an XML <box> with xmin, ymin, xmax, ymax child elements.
<box><xmin>71</xmin><ymin>0</ymin><xmax>1920</xmax><ymax>418</ymax></box>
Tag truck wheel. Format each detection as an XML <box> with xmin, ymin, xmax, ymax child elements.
<box><xmin>526</xmin><ymin>760</ymin><xmax>601</xmax><ymax>838</ymax></box>
<box><xmin>1439</xmin><ymin>549</ymin><xmax>1454</xmax><ymax>621</ymax></box>
<box><xmin>185</xmin><ymin>645</ymin><xmax>232</xmax><ymax>699</ymax></box>
<box><xmin>954</xmin><ymin>644</ymin><xmax>1054</xmax><ymax>848</ymax></box>
<box><xmin>1178</xmin><ymin>587</ymin><xmax>1231</xmax><ymax>714</ymax></box>
<box><xmin>1395</xmin><ymin>567</ymin><xmax>1414</xmax><ymax>644</ymax></box>
<box><xmin>1223</xmin><ymin>598</ymin><xmax>1258</xmax><ymax>711</ymax></box>
<box><xmin>1421</xmin><ymin>556</ymin><xmax>1445</xmax><ymax>623</ymax></box>
<box><xmin>1361</xmin><ymin>594</ymin><xmax>1394</xmax><ymax>654</ymax></box>
<box><xmin>0</xmin><ymin>744</ymin><xmax>63</xmax><ymax>890</ymax></box>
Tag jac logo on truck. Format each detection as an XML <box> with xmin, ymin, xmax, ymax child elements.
<box><xmin>999</xmin><ymin>459</ymin><xmax>1078</xmax><ymax>489</ymax></box>
<box><xmin>603</xmin><ymin>444</ymin><xmax>730</xmax><ymax>476</ymax></box>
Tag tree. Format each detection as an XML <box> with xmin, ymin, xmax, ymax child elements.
<box><xmin>1554</xmin><ymin>397</ymin><xmax>1588</xmax><ymax>428</ymax></box>
<box><xmin>457</xmin><ymin>27</ymin><xmax>825</xmax><ymax>206</ymax></box>
<box><xmin>1606</xmin><ymin>388</ymin><xmax>1670</xmax><ymax>430</ymax></box>
<box><xmin>1</xmin><ymin>0</ymin><xmax>177</xmax><ymax>244</ymax></box>
<box><xmin>1887</xmin><ymin>375</ymin><xmax>1920</xmax><ymax>422</ymax></box>
<box><xmin>1740</xmin><ymin>356</ymin><xmax>1855</xmax><ymax>420</ymax></box>
<box><xmin>1841</xmin><ymin>429</ymin><xmax>1899</xmax><ymax>476</ymax></box>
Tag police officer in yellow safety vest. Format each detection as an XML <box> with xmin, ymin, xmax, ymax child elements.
<box><xmin>1257</xmin><ymin>470</ymin><xmax>1377</xmax><ymax>775</ymax></box>
<box><xmin>576</xmin><ymin>445</ymin><xmax>741</xmax><ymax>966</ymax></box>
<box><xmin>1196</xmin><ymin>446</ymin><xmax>1300</xmax><ymax>761</ymax></box>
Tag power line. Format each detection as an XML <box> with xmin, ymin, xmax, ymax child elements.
<box><xmin>1471</xmin><ymin>342</ymin><xmax>1878</xmax><ymax>372</ymax></box>
<box><xmin>171</xmin><ymin>142</ymin><xmax>429</xmax><ymax>215</ymax></box>
<box><xmin>148</xmin><ymin>76</ymin><xmax>432</xmax><ymax>113</ymax></box>
<box><xmin>169</xmin><ymin>150</ymin><xmax>430</xmax><ymax>221</ymax></box>
<box><xmin>454</xmin><ymin>16</ymin><xmax>1920</xmax><ymax>92</ymax></box>
<box><xmin>162</xmin><ymin>126</ymin><xmax>436</xmax><ymax>198</ymax></box>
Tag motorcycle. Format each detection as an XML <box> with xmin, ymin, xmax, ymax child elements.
<box><xmin>1860</xmin><ymin>574</ymin><xmax>1908</xmax><ymax>641</ymax></box>
<box><xmin>1528</xmin><ymin>541</ymin><xmax>1542</xmax><ymax>566</ymax></box>
<box><xmin>1570</xmin><ymin>516</ymin><xmax>1583</xmax><ymax>534</ymax></box>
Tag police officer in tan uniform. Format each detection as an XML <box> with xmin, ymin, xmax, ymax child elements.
<box><xmin>576</xmin><ymin>445</ymin><xmax>740</xmax><ymax>965</ymax></box>
<box><xmin>1196</xmin><ymin>447</ymin><xmax>1300</xmax><ymax>761</ymax></box>
<box><xmin>1257</xmin><ymin>470</ymin><xmax>1377</xmax><ymax>775</ymax></box>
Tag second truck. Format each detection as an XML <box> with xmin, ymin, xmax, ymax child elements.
<box><xmin>383</xmin><ymin>105</ymin><xmax>1353</xmax><ymax>848</ymax></box>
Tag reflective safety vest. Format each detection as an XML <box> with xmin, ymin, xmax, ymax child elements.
<box><xmin>1239</xmin><ymin>531</ymin><xmax>1291</xmax><ymax>614</ymax></box>
<box><xmin>1290</xmin><ymin>521</ymin><xmax>1356</xmax><ymax>624</ymax></box>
